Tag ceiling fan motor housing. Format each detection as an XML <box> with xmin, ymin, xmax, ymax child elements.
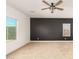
<box><xmin>51</xmin><ymin>3</ymin><xmax>55</xmax><ymax>7</ymax></box>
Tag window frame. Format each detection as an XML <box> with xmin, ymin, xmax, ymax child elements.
<box><xmin>6</xmin><ymin>16</ymin><xmax>17</xmax><ymax>40</ymax></box>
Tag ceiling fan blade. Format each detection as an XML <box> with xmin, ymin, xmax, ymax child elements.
<box><xmin>55</xmin><ymin>0</ymin><xmax>62</xmax><ymax>6</ymax></box>
<box><xmin>42</xmin><ymin>0</ymin><xmax>51</xmax><ymax>6</ymax></box>
<box><xmin>41</xmin><ymin>7</ymin><xmax>50</xmax><ymax>10</ymax></box>
<box><xmin>55</xmin><ymin>7</ymin><xmax>64</xmax><ymax>10</ymax></box>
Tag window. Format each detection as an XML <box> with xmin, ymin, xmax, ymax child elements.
<box><xmin>6</xmin><ymin>17</ymin><xmax>16</xmax><ymax>40</ymax></box>
<box><xmin>63</xmin><ymin>23</ymin><xmax>71</xmax><ymax>37</ymax></box>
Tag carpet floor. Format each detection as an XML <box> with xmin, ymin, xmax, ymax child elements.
<box><xmin>7</xmin><ymin>42</ymin><xmax>73</xmax><ymax>59</ymax></box>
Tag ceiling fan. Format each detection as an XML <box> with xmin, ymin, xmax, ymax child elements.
<box><xmin>41</xmin><ymin>0</ymin><xmax>64</xmax><ymax>13</ymax></box>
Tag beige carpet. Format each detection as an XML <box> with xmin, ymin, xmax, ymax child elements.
<box><xmin>7</xmin><ymin>42</ymin><xmax>73</xmax><ymax>59</ymax></box>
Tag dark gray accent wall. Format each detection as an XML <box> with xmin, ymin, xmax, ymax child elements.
<box><xmin>30</xmin><ymin>18</ymin><xmax>73</xmax><ymax>41</ymax></box>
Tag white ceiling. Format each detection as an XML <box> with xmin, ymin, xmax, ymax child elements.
<box><xmin>7</xmin><ymin>0</ymin><xmax>73</xmax><ymax>18</ymax></box>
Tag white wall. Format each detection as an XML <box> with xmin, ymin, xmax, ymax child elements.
<box><xmin>6</xmin><ymin>4</ymin><xmax>30</xmax><ymax>55</ymax></box>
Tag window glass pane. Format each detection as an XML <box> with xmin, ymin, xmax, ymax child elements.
<box><xmin>7</xmin><ymin>27</ymin><xmax>16</xmax><ymax>39</ymax></box>
<box><xmin>6</xmin><ymin>17</ymin><xmax>16</xmax><ymax>26</ymax></box>
<box><xmin>6</xmin><ymin>17</ymin><xmax>16</xmax><ymax>40</ymax></box>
